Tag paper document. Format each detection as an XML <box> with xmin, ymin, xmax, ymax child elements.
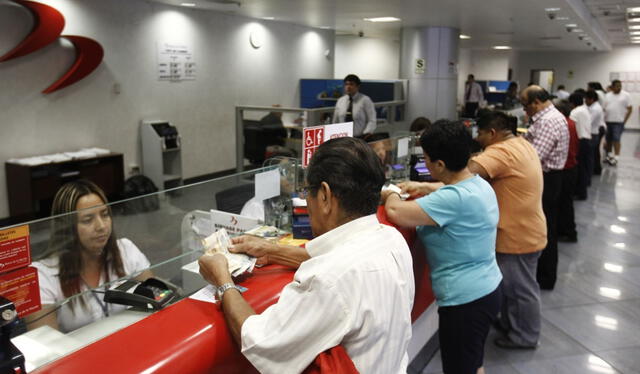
<box><xmin>189</xmin><ymin>285</ymin><xmax>218</xmax><ymax>304</ymax></box>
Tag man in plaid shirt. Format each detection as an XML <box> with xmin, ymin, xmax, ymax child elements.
<box><xmin>521</xmin><ymin>86</ymin><xmax>569</xmax><ymax>290</ymax></box>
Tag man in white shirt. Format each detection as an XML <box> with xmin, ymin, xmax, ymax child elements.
<box><xmin>585</xmin><ymin>91</ymin><xmax>606</xmax><ymax>175</ymax></box>
<box><xmin>332</xmin><ymin>74</ymin><xmax>377</xmax><ymax>136</ymax></box>
<box><xmin>199</xmin><ymin>137</ymin><xmax>415</xmax><ymax>373</ymax></box>
<box><xmin>464</xmin><ymin>74</ymin><xmax>484</xmax><ymax>118</ymax></box>
<box><xmin>569</xmin><ymin>93</ymin><xmax>592</xmax><ymax>200</ymax></box>
<box><xmin>554</xmin><ymin>85</ymin><xmax>570</xmax><ymax>100</ymax></box>
<box><xmin>604</xmin><ymin>79</ymin><xmax>633</xmax><ymax>166</ymax></box>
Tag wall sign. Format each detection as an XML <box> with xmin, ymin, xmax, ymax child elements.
<box><xmin>0</xmin><ymin>225</ymin><xmax>31</xmax><ymax>273</ymax></box>
<box><xmin>157</xmin><ymin>42</ymin><xmax>196</xmax><ymax>81</ymax></box>
<box><xmin>415</xmin><ymin>58</ymin><xmax>425</xmax><ymax>74</ymax></box>
<box><xmin>302</xmin><ymin>122</ymin><xmax>354</xmax><ymax>167</ymax></box>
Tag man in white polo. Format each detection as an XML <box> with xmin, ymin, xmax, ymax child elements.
<box><xmin>604</xmin><ymin>79</ymin><xmax>633</xmax><ymax>166</ymax></box>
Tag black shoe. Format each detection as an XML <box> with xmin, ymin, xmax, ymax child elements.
<box><xmin>558</xmin><ymin>235</ymin><xmax>578</xmax><ymax>243</ymax></box>
<box><xmin>493</xmin><ymin>320</ymin><xmax>509</xmax><ymax>335</ymax></box>
<box><xmin>494</xmin><ymin>337</ymin><xmax>538</xmax><ymax>350</ymax></box>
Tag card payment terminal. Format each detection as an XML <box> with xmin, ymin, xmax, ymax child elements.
<box><xmin>104</xmin><ymin>277</ymin><xmax>178</xmax><ymax>311</ymax></box>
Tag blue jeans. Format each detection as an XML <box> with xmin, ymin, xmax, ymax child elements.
<box><xmin>606</xmin><ymin>122</ymin><xmax>624</xmax><ymax>143</ymax></box>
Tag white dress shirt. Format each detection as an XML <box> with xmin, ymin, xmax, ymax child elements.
<box><xmin>333</xmin><ymin>92</ymin><xmax>377</xmax><ymax>136</ymax></box>
<box><xmin>587</xmin><ymin>101</ymin><xmax>605</xmax><ymax>135</ymax></box>
<box><xmin>570</xmin><ymin>104</ymin><xmax>592</xmax><ymax>140</ymax></box>
<box><xmin>464</xmin><ymin>82</ymin><xmax>484</xmax><ymax>103</ymax></box>
<box><xmin>241</xmin><ymin>214</ymin><xmax>415</xmax><ymax>374</ymax></box>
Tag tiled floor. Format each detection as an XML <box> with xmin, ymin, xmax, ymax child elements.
<box><xmin>423</xmin><ymin>131</ymin><xmax>640</xmax><ymax>374</ymax></box>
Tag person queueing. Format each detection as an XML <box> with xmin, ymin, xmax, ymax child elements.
<box><xmin>470</xmin><ymin>112</ymin><xmax>546</xmax><ymax>350</ymax></box>
<box><xmin>568</xmin><ymin>92</ymin><xmax>592</xmax><ymax>200</ymax></box>
<box><xmin>199</xmin><ymin>137</ymin><xmax>415</xmax><ymax>373</ymax></box>
<box><xmin>382</xmin><ymin>120</ymin><xmax>502</xmax><ymax>374</ymax></box>
<box><xmin>554</xmin><ymin>100</ymin><xmax>580</xmax><ymax>243</ymax></box>
<box><xmin>585</xmin><ymin>90</ymin><xmax>606</xmax><ymax>176</ymax></box>
<box><xmin>521</xmin><ymin>86</ymin><xmax>569</xmax><ymax>290</ymax></box>
<box><xmin>27</xmin><ymin>180</ymin><xmax>152</xmax><ymax>333</ymax></box>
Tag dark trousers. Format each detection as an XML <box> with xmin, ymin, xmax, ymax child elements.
<box><xmin>576</xmin><ymin>138</ymin><xmax>593</xmax><ymax>197</ymax></box>
<box><xmin>464</xmin><ymin>102</ymin><xmax>479</xmax><ymax>118</ymax></box>
<box><xmin>593</xmin><ymin>127</ymin><xmax>605</xmax><ymax>175</ymax></box>
<box><xmin>439</xmin><ymin>286</ymin><xmax>501</xmax><ymax>374</ymax></box>
<box><xmin>537</xmin><ymin>170</ymin><xmax>563</xmax><ymax>290</ymax></box>
<box><xmin>557</xmin><ymin>167</ymin><xmax>578</xmax><ymax>239</ymax></box>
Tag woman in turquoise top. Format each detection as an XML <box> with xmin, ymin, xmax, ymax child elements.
<box><xmin>382</xmin><ymin>120</ymin><xmax>502</xmax><ymax>374</ymax></box>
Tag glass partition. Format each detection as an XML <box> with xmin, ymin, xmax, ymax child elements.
<box><xmin>1</xmin><ymin>159</ymin><xmax>299</xmax><ymax>371</ymax></box>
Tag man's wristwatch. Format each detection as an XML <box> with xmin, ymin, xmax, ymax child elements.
<box><xmin>216</xmin><ymin>283</ymin><xmax>242</xmax><ymax>302</ymax></box>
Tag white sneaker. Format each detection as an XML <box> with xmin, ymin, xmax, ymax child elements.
<box><xmin>611</xmin><ymin>158</ymin><xmax>618</xmax><ymax>166</ymax></box>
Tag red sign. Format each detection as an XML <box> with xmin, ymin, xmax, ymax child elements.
<box><xmin>302</xmin><ymin>126</ymin><xmax>324</xmax><ymax>167</ymax></box>
<box><xmin>0</xmin><ymin>225</ymin><xmax>31</xmax><ymax>273</ymax></box>
<box><xmin>0</xmin><ymin>266</ymin><xmax>41</xmax><ymax>318</ymax></box>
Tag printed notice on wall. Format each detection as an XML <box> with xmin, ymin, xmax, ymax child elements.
<box><xmin>157</xmin><ymin>42</ymin><xmax>196</xmax><ymax>81</ymax></box>
<box><xmin>0</xmin><ymin>225</ymin><xmax>31</xmax><ymax>274</ymax></box>
<box><xmin>0</xmin><ymin>266</ymin><xmax>41</xmax><ymax>318</ymax></box>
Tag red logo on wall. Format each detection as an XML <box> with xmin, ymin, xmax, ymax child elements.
<box><xmin>0</xmin><ymin>0</ymin><xmax>104</xmax><ymax>94</ymax></box>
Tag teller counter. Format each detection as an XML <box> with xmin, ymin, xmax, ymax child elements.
<box><xmin>1</xmin><ymin>157</ymin><xmax>438</xmax><ymax>373</ymax></box>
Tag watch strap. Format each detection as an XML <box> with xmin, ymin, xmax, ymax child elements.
<box><xmin>216</xmin><ymin>283</ymin><xmax>242</xmax><ymax>301</ymax></box>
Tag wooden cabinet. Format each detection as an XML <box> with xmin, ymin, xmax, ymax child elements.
<box><xmin>5</xmin><ymin>153</ymin><xmax>124</xmax><ymax>221</ymax></box>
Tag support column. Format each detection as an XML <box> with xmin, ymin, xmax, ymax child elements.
<box><xmin>400</xmin><ymin>27</ymin><xmax>459</xmax><ymax>122</ymax></box>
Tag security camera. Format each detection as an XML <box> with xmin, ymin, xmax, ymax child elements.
<box><xmin>358</xmin><ymin>31</ymin><xmax>364</xmax><ymax>37</ymax></box>
<box><xmin>566</xmin><ymin>26</ymin><xmax>574</xmax><ymax>33</ymax></box>
<box><xmin>578</xmin><ymin>35</ymin><xmax>584</xmax><ymax>40</ymax></box>
<box><xmin>547</xmin><ymin>13</ymin><xmax>556</xmax><ymax>20</ymax></box>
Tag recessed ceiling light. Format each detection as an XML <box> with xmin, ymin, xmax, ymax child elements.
<box><xmin>573</xmin><ymin>28</ymin><xmax>584</xmax><ymax>33</ymax></box>
<box><xmin>631</xmin><ymin>31</ymin><xmax>640</xmax><ymax>35</ymax></box>
<box><xmin>632</xmin><ymin>40</ymin><xmax>640</xmax><ymax>43</ymax></box>
<box><xmin>492</xmin><ymin>45</ymin><xmax>512</xmax><ymax>50</ymax></box>
<box><xmin>628</xmin><ymin>7</ymin><xmax>640</xmax><ymax>12</ymax></box>
<box><xmin>629</xmin><ymin>17</ymin><xmax>640</xmax><ymax>23</ymax></box>
<box><xmin>460</xmin><ymin>34</ymin><xmax>471</xmax><ymax>39</ymax></box>
<box><xmin>319</xmin><ymin>26</ymin><xmax>331</xmax><ymax>29</ymax></box>
<box><xmin>180</xmin><ymin>2</ymin><xmax>196</xmax><ymax>6</ymax></box>
<box><xmin>363</xmin><ymin>17</ymin><xmax>401</xmax><ymax>22</ymax></box>
<box><xmin>545</xmin><ymin>7</ymin><xmax>561</xmax><ymax>12</ymax></box>
<box><xmin>629</xmin><ymin>25</ymin><xmax>640</xmax><ymax>30</ymax></box>
<box><xmin>261</xmin><ymin>16</ymin><xmax>275</xmax><ymax>20</ymax></box>
<box><xmin>556</xmin><ymin>16</ymin><xmax>570</xmax><ymax>21</ymax></box>
<box><xmin>566</xmin><ymin>23</ymin><xmax>578</xmax><ymax>27</ymax></box>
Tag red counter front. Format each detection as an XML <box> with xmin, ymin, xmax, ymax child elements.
<box><xmin>34</xmin><ymin>208</ymin><xmax>435</xmax><ymax>373</ymax></box>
